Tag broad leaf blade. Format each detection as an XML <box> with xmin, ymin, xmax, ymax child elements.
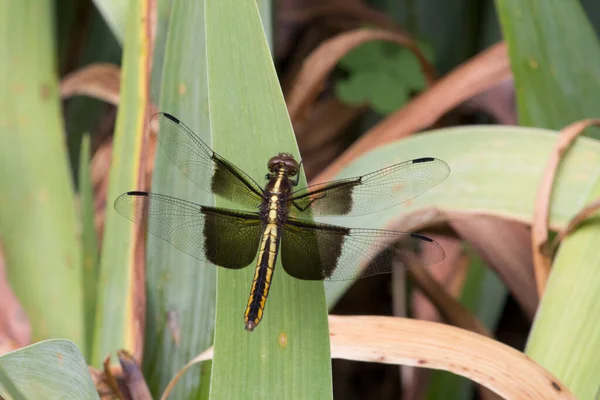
<box><xmin>0</xmin><ymin>0</ymin><xmax>84</xmax><ymax>349</ymax></box>
<box><xmin>497</xmin><ymin>0</ymin><xmax>600</xmax><ymax>397</ymax></box>
<box><xmin>206</xmin><ymin>1</ymin><xmax>332</xmax><ymax>399</ymax></box>
<box><xmin>0</xmin><ymin>340</ymin><xmax>98</xmax><ymax>399</ymax></box>
<box><xmin>92</xmin><ymin>0</ymin><xmax>153</xmax><ymax>365</ymax></box>
<box><xmin>142</xmin><ymin>0</ymin><xmax>214</xmax><ymax>398</ymax></box>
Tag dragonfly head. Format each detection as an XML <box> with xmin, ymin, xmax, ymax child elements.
<box><xmin>268</xmin><ymin>153</ymin><xmax>299</xmax><ymax>177</ymax></box>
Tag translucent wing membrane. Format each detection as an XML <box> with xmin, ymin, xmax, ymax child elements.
<box><xmin>281</xmin><ymin>218</ymin><xmax>445</xmax><ymax>281</ymax></box>
<box><xmin>288</xmin><ymin>157</ymin><xmax>450</xmax><ymax>218</ymax></box>
<box><xmin>114</xmin><ymin>192</ymin><xmax>262</xmax><ymax>269</ymax></box>
<box><xmin>151</xmin><ymin>113</ymin><xmax>264</xmax><ymax>210</ymax></box>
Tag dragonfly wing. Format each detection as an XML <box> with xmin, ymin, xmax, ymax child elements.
<box><xmin>114</xmin><ymin>191</ymin><xmax>262</xmax><ymax>269</ymax></box>
<box><xmin>151</xmin><ymin>113</ymin><xmax>264</xmax><ymax>210</ymax></box>
<box><xmin>281</xmin><ymin>217</ymin><xmax>444</xmax><ymax>281</ymax></box>
<box><xmin>288</xmin><ymin>157</ymin><xmax>449</xmax><ymax>218</ymax></box>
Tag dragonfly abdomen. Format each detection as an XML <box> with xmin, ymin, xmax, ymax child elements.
<box><xmin>244</xmin><ymin>223</ymin><xmax>281</xmax><ymax>331</ymax></box>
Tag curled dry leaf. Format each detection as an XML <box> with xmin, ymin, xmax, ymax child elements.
<box><xmin>409</xmin><ymin>254</ymin><xmax>492</xmax><ymax>338</ymax></box>
<box><xmin>553</xmin><ymin>198</ymin><xmax>600</xmax><ymax>247</ymax></box>
<box><xmin>160</xmin><ymin>346</ymin><xmax>213</xmax><ymax>400</ymax></box>
<box><xmin>451</xmin><ymin>216</ymin><xmax>538</xmax><ymax>319</ymax></box>
<box><xmin>117</xmin><ymin>349</ymin><xmax>152</xmax><ymax>400</ymax></box>
<box><xmin>60</xmin><ymin>63</ymin><xmax>121</xmax><ymax>105</ymax></box>
<box><xmin>404</xmin><ymin>236</ymin><xmax>502</xmax><ymax>400</ymax></box>
<box><xmin>313</xmin><ymin>42</ymin><xmax>511</xmax><ymax>184</ymax></box>
<box><xmin>286</xmin><ymin>28</ymin><xmax>436</xmax><ymax>123</ymax></box>
<box><xmin>103</xmin><ymin>354</ymin><xmax>126</xmax><ymax>399</ymax></box>
<box><xmin>462</xmin><ymin>78</ymin><xmax>517</xmax><ymax>125</ymax></box>
<box><xmin>531</xmin><ymin>118</ymin><xmax>600</xmax><ymax>295</ymax></box>
<box><xmin>329</xmin><ymin>315</ymin><xmax>575</xmax><ymax>399</ymax></box>
<box><xmin>280</xmin><ymin>0</ymin><xmax>397</xmax><ymax>31</ymax></box>
<box><xmin>163</xmin><ymin>316</ymin><xmax>572</xmax><ymax>400</ymax></box>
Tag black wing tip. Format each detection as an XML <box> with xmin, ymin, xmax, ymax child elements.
<box><xmin>125</xmin><ymin>191</ymin><xmax>149</xmax><ymax>196</ymax></box>
<box><xmin>412</xmin><ymin>157</ymin><xmax>436</xmax><ymax>164</ymax></box>
<box><xmin>162</xmin><ymin>112</ymin><xmax>181</xmax><ymax>124</ymax></box>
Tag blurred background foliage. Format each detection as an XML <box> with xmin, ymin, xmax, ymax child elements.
<box><xmin>0</xmin><ymin>0</ymin><xmax>599</xmax><ymax>399</ymax></box>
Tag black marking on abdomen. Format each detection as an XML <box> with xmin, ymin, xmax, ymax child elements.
<box><xmin>245</xmin><ymin>228</ymin><xmax>281</xmax><ymax>331</ymax></box>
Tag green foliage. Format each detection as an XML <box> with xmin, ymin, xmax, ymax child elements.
<box><xmin>0</xmin><ymin>340</ymin><xmax>98</xmax><ymax>399</ymax></box>
<box><xmin>336</xmin><ymin>40</ymin><xmax>433</xmax><ymax>114</ymax></box>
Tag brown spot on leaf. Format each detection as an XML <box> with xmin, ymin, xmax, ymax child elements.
<box><xmin>178</xmin><ymin>83</ymin><xmax>187</xmax><ymax>95</ymax></box>
<box><xmin>40</xmin><ymin>84</ymin><xmax>51</xmax><ymax>100</ymax></box>
<box><xmin>278</xmin><ymin>332</ymin><xmax>288</xmax><ymax>350</ymax></box>
<box><xmin>551</xmin><ymin>381</ymin><xmax>561</xmax><ymax>391</ymax></box>
<box><xmin>57</xmin><ymin>352</ymin><xmax>64</xmax><ymax>365</ymax></box>
<box><xmin>417</xmin><ymin>359</ymin><xmax>427</xmax><ymax>365</ymax></box>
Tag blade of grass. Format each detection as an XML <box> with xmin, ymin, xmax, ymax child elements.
<box><xmin>79</xmin><ymin>133</ymin><xmax>100</xmax><ymax>360</ymax></box>
<box><xmin>0</xmin><ymin>0</ymin><xmax>84</xmax><ymax>349</ymax></box>
<box><xmin>92</xmin><ymin>0</ymin><xmax>127</xmax><ymax>43</ymax></box>
<box><xmin>92</xmin><ymin>0</ymin><xmax>153</xmax><ymax>365</ymax></box>
<box><xmin>496</xmin><ymin>1</ymin><xmax>600</xmax><ymax>397</ymax></box>
<box><xmin>142</xmin><ymin>0</ymin><xmax>214</xmax><ymax>397</ymax></box>
<box><xmin>496</xmin><ymin>0</ymin><xmax>600</xmax><ymax>137</ymax></box>
<box><xmin>206</xmin><ymin>1</ymin><xmax>332</xmax><ymax>399</ymax></box>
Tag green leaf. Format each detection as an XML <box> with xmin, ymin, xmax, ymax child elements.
<box><xmin>0</xmin><ymin>0</ymin><xmax>84</xmax><ymax>349</ymax></box>
<box><xmin>92</xmin><ymin>0</ymin><xmax>127</xmax><ymax>43</ymax></box>
<box><xmin>496</xmin><ymin>0</ymin><xmax>600</xmax><ymax>138</ymax></box>
<box><xmin>497</xmin><ymin>0</ymin><xmax>600</xmax><ymax>397</ymax></box>
<box><xmin>0</xmin><ymin>340</ymin><xmax>98</xmax><ymax>399</ymax></box>
<box><xmin>325</xmin><ymin>126</ymin><xmax>600</xmax><ymax>304</ymax></box>
<box><xmin>206</xmin><ymin>1</ymin><xmax>332</xmax><ymax>399</ymax></box>
<box><xmin>92</xmin><ymin>0</ymin><xmax>152</xmax><ymax>365</ymax></box>
<box><xmin>142</xmin><ymin>1</ymin><xmax>214</xmax><ymax>398</ymax></box>
<box><xmin>0</xmin><ymin>365</ymin><xmax>26</xmax><ymax>400</ymax></box>
<box><xmin>336</xmin><ymin>40</ymin><xmax>433</xmax><ymax>115</ymax></box>
<box><xmin>79</xmin><ymin>133</ymin><xmax>99</xmax><ymax>360</ymax></box>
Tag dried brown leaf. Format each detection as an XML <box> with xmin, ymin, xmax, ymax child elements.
<box><xmin>409</xmin><ymin>254</ymin><xmax>492</xmax><ymax>337</ymax></box>
<box><xmin>160</xmin><ymin>346</ymin><xmax>213</xmax><ymax>400</ymax></box>
<box><xmin>329</xmin><ymin>315</ymin><xmax>574</xmax><ymax>399</ymax></box>
<box><xmin>280</xmin><ymin>0</ymin><xmax>397</xmax><ymax>31</ymax></box>
<box><xmin>451</xmin><ymin>216</ymin><xmax>537</xmax><ymax>319</ymax></box>
<box><xmin>103</xmin><ymin>355</ymin><xmax>127</xmax><ymax>399</ymax></box>
<box><xmin>60</xmin><ymin>64</ymin><xmax>121</xmax><ymax>105</ymax></box>
<box><xmin>117</xmin><ymin>349</ymin><xmax>152</xmax><ymax>400</ymax></box>
<box><xmin>313</xmin><ymin>42</ymin><xmax>511</xmax><ymax>184</ymax></box>
<box><xmin>287</xmin><ymin>28</ymin><xmax>436</xmax><ymax>123</ymax></box>
<box><xmin>169</xmin><ymin>316</ymin><xmax>573</xmax><ymax>399</ymax></box>
<box><xmin>553</xmin><ymin>198</ymin><xmax>600</xmax><ymax>247</ymax></box>
<box><xmin>531</xmin><ymin>119</ymin><xmax>600</xmax><ymax>295</ymax></box>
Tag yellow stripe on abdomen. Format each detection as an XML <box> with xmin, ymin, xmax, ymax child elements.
<box><xmin>244</xmin><ymin>223</ymin><xmax>280</xmax><ymax>331</ymax></box>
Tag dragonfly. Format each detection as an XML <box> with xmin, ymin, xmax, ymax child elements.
<box><xmin>115</xmin><ymin>113</ymin><xmax>450</xmax><ymax>331</ymax></box>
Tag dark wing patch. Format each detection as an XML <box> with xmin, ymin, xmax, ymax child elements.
<box><xmin>151</xmin><ymin>113</ymin><xmax>264</xmax><ymax>210</ymax></box>
<box><xmin>281</xmin><ymin>217</ymin><xmax>444</xmax><ymax>281</ymax></box>
<box><xmin>288</xmin><ymin>157</ymin><xmax>450</xmax><ymax>218</ymax></box>
<box><xmin>114</xmin><ymin>192</ymin><xmax>262</xmax><ymax>269</ymax></box>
